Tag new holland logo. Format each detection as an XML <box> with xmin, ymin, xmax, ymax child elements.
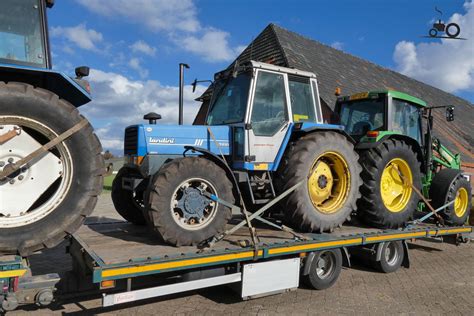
<box><xmin>149</xmin><ymin>137</ymin><xmax>175</xmax><ymax>144</ymax></box>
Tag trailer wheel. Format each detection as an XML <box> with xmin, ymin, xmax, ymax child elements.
<box><xmin>276</xmin><ymin>132</ymin><xmax>362</xmax><ymax>232</ymax></box>
<box><xmin>0</xmin><ymin>82</ymin><xmax>103</xmax><ymax>256</ymax></box>
<box><xmin>429</xmin><ymin>169</ymin><xmax>472</xmax><ymax>226</ymax></box>
<box><xmin>303</xmin><ymin>249</ymin><xmax>342</xmax><ymax>290</ymax></box>
<box><xmin>111</xmin><ymin>168</ymin><xmax>147</xmax><ymax>225</ymax></box>
<box><xmin>357</xmin><ymin>139</ymin><xmax>422</xmax><ymax>228</ymax></box>
<box><xmin>146</xmin><ymin>157</ymin><xmax>234</xmax><ymax>246</ymax></box>
<box><xmin>375</xmin><ymin>241</ymin><xmax>404</xmax><ymax>273</ymax></box>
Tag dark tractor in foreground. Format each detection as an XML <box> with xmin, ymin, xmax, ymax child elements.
<box><xmin>0</xmin><ymin>0</ymin><xmax>104</xmax><ymax>256</ymax></box>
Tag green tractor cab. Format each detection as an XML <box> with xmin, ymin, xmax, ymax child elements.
<box><xmin>334</xmin><ymin>90</ymin><xmax>471</xmax><ymax>228</ymax></box>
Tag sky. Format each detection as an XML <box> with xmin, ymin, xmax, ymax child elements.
<box><xmin>47</xmin><ymin>0</ymin><xmax>474</xmax><ymax>153</ymax></box>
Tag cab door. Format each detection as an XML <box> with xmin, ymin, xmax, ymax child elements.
<box><xmin>246</xmin><ymin>70</ymin><xmax>290</xmax><ymax>167</ymax></box>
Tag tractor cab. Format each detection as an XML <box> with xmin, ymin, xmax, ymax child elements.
<box><xmin>0</xmin><ymin>0</ymin><xmax>54</xmax><ymax>69</ymax></box>
<box><xmin>205</xmin><ymin>61</ymin><xmax>324</xmax><ymax>169</ymax></box>
<box><xmin>334</xmin><ymin>90</ymin><xmax>425</xmax><ymax>144</ymax></box>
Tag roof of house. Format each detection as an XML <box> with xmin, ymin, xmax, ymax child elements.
<box><xmin>195</xmin><ymin>23</ymin><xmax>474</xmax><ymax>164</ymax></box>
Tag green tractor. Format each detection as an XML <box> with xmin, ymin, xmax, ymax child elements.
<box><xmin>334</xmin><ymin>90</ymin><xmax>471</xmax><ymax>228</ymax></box>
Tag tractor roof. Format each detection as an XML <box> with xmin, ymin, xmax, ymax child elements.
<box><xmin>250</xmin><ymin>60</ymin><xmax>317</xmax><ymax>79</ymax></box>
<box><xmin>340</xmin><ymin>90</ymin><xmax>427</xmax><ymax>107</ymax></box>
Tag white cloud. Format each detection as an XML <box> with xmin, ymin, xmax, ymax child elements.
<box><xmin>181</xmin><ymin>29</ymin><xmax>244</xmax><ymax>62</ymax></box>
<box><xmin>128</xmin><ymin>58</ymin><xmax>149</xmax><ymax>79</ymax></box>
<box><xmin>330</xmin><ymin>41</ymin><xmax>344</xmax><ymax>50</ymax></box>
<box><xmin>130</xmin><ymin>40</ymin><xmax>157</xmax><ymax>56</ymax></box>
<box><xmin>75</xmin><ymin>0</ymin><xmax>200</xmax><ymax>33</ymax></box>
<box><xmin>80</xmin><ymin>69</ymin><xmax>207</xmax><ymax>151</ymax></box>
<box><xmin>50</xmin><ymin>24</ymin><xmax>103</xmax><ymax>51</ymax></box>
<box><xmin>393</xmin><ymin>1</ymin><xmax>474</xmax><ymax>93</ymax></box>
<box><xmin>75</xmin><ymin>0</ymin><xmax>243</xmax><ymax>63</ymax></box>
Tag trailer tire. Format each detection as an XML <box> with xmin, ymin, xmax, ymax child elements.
<box><xmin>146</xmin><ymin>157</ymin><xmax>234</xmax><ymax>246</ymax></box>
<box><xmin>375</xmin><ymin>241</ymin><xmax>404</xmax><ymax>273</ymax></box>
<box><xmin>276</xmin><ymin>131</ymin><xmax>361</xmax><ymax>232</ymax></box>
<box><xmin>429</xmin><ymin>169</ymin><xmax>471</xmax><ymax>226</ymax></box>
<box><xmin>303</xmin><ymin>249</ymin><xmax>342</xmax><ymax>290</ymax></box>
<box><xmin>111</xmin><ymin>168</ymin><xmax>147</xmax><ymax>225</ymax></box>
<box><xmin>0</xmin><ymin>82</ymin><xmax>104</xmax><ymax>256</ymax></box>
<box><xmin>357</xmin><ymin>139</ymin><xmax>422</xmax><ymax>228</ymax></box>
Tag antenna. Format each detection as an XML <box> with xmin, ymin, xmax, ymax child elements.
<box><xmin>435</xmin><ymin>6</ymin><xmax>443</xmax><ymax>19</ymax></box>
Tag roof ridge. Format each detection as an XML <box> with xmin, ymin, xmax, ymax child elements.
<box><xmin>271</xmin><ymin>24</ymin><xmax>472</xmax><ymax>106</ymax></box>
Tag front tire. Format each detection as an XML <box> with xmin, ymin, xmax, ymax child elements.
<box><xmin>146</xmin><ymin>157</ymin><xmax>234</xmax><ymax>246</ymax></box>
<box><xmin>357</xmin><ymin>139</ymin><xmax>422</xmax><ymax>228</ymax></box>
<box><xmin>111</xmin><ymin>168</ymin><xmax>147</xmax><ymax>225</ymax></box>
<box><xmin>429</xmin><ymin>169</ymin><xmax>471</xmax><ymax>226</ymax></box>
<box><xmin>277</xmin><ymin>132</ymin><xmax>362</xmax><ymax>232</ymax></box>
<box><xmin>0</xmin><ymin>82</ymin><xmax>104</xmax><ymax>256</ymax></box>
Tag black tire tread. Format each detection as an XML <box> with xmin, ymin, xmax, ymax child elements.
<box><xmin>111</xmin><ymin>168</ymin><xmax>147</xmax><ymax>225</ymax></box>
<box><xmin>0</xmin><ymin>82</ymin><xmax>104</xmax><ymax>256</ymax></box>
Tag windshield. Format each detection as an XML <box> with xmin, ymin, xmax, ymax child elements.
<box><xmin>206</xmin><ymin>73</ymin><xmax>251</xmax><ymax>125</ymax></box>
<box><xmin>0</xmin><ymin>0</ymin><xmax>46</xmax><ymax>67</ymax></box>
<box><xmin>339</xmin><ymin>99</ymin><xmax>385</xmax><ymax>136</ymax></box>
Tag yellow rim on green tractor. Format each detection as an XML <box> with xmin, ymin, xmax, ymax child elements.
<box><xmin>308</xmin><ymin>152</ymin><xmax>350</xmax><ymax>214</ymax></box>
<box><xmin>454</xmin><ymin>187</ymin><xmax>468</xmax><ymax>218</ymax></box>
<box><xmin>380</xmin><ymin>158</ymin><xmax>413</xmax><ymax>213</ymax></box>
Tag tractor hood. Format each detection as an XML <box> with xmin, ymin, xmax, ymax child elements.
<box><xmin>124</xmin><ymin>124</ymin><xmax>231</xmax><ymax>157</ymax></box>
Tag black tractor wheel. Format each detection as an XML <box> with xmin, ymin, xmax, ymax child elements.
<box><xmin>303</xmin><ymin>249</ymin><xmax>343</xmax><ymax>290</ymax></box>
<box><xmin>0</xmin><ymin>82</ymin><xmax>104</xmax><ymax>256</ymax></box>
<box><xmin>374</xmin><ymin>241</ymin><xmax>404</xmax><ymax>273</ymax></box>
<box><xmin>357</xmin><ymin>139</ymin><xmax>422</xmax><ymax>228</ymax></box>
<box><xmin>111</xmin><ymin>168</ymin><xmax>147</xmax><ymax>225</ymax></box>
<box><xmin>145</xmin><ymin>157</ymin><xmax>234</xmax><ymax>246</ymax></box>
<box><xmin>429</xmin><ymin>169</ymin><xmax>471</xmax><ymax>226</ymax></box>
<box><xmin>446</xmin><ymin>23</ymin><xmax>461</xmax><ymax>38</ymax></box>
<box><xmin>276</xmin><ymin>131</ymin><xmax>361</xmax><ymax>232</ymax></box>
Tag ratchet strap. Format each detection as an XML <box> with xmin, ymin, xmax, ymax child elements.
<box><xmin>0</xmin><ymin>119</ymin><xmax>88</xmax><ymax>180</ymax></box>
<box><xmin>0</xmin><ymin>126</ymin><xmax>21</xmax><ymax>145</ymax></box>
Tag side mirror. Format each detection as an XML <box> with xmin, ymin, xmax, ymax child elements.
<box><xmin>192</xmin><ymin>78</ymin><xmax>198</xmax><ymax>93</ymax></box>
<box><xmin>75</xmin><ymin>66</ymin><xmax>90</xmax><ymax>79</ymax></box>
<box><xmin>446</xmin><ymin>106</ymin><xmax>454</xmax><ymax>122</ymax></box>
<box><xmin>144</xmin><ymin>112</ymin><xmax>162</xmax><ymax>125</ymax></box>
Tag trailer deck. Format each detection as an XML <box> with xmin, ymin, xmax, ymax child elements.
<box><xmin>69</xmin><ymin>219</ymin><xmax>472</xmax><ymax>283</ymax></box>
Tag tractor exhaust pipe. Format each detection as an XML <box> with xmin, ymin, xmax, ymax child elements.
<box><xmin>179</xmin><ymin>63</ymin><xmax>190</xmax><ymax>125</ymax></box>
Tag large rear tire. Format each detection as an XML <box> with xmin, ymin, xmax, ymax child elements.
<box><xmin>429</xmin><ymin>169</ymin><xmax>471</xmax><ymax>226</ymax></box>
<box><xmin>276</xmin><ymin>132</ymin><xmax>361</xmax><ymax>232</ymax></box>
<box><xmin>357</xmin><ymin>139</ymin><xmax>422</xmax><ymax>228</ymax></box>
<box><xmin>146</xmin><ymin>157</ymin><xmax>234</xmax><ymax>246</ymax></box>
<box><xmin>111</xmin><ymin>168</ymin><xmax>147</xmax><ymax>225</ymax></box>
<box><xmin>0</xmin><ymin>82</ymin><xmax>104</xmax><ymax>256</ymax></box>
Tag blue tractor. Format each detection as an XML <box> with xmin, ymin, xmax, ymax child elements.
<box><xmin>0</xmin><ymin>0</ymin><xmax>103</xmax><ymax>256</ymax></box>
<box><xmin>113</xmin><ymin>61</ymin><xmax>362</xmax><ymax>246</ymax></box>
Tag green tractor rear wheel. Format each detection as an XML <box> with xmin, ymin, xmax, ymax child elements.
<box><xmin>357</xmin><ymin>139</ymin><xmax>422</xmax><ymax>228</ymax></box>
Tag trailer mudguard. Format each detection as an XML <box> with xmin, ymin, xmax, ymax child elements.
<box><xmin>0</xmin><ymin>64</ymin><xmax>91</xmax><ymax>107</ymax></box>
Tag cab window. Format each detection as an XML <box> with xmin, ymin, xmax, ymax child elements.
<box><xmin>391</xmin><ymin>99</ymin><xmax>421</xmax><ymax>142</ymax></box>
<box><xmin>251</xmin><ymin>71</ymin><xmax>288</xmax><ymax>136</ymax></box>
<box><xmin>288</xmin><ymin>75</ymin><xmax>317</xmax><ymax>122</ymax></box>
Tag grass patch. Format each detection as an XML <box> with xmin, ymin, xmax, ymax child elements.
<box><xmin>103</xmin><ymin>174</ymin><xmax>115</xmax><ymax>191</ymax></box>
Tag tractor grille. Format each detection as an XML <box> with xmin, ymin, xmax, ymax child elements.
<box><xmin>124</xmin><ymin>126</ymin><xmax>138</xmax><ymax>155</ymax></box>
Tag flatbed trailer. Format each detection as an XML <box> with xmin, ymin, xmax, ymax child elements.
<box><xmin>1</xmin><ymin>218</ymin><xmax>471</xmax><ymax>312</ymax></box>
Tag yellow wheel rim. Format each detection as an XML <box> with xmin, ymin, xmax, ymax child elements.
<box><xmin>308</xmin><ymin>152</ymin><xmax>351</xmax><ymax>214</ymax></box>
<box><xmin>380</xmin><ymin>158</ymin><xmax>413</xmax><ymax>213</ymax></box>
<box><xmin>454</xmin><ymin>187</ymin><xmax>468</xmax><ymax>218</ymax></box>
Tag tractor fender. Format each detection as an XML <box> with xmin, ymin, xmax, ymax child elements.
<box><xmin>0</xmin><ymin>64</ymin><xmax>91</xmax><ymax>107</ymax></box>
<box><xmin>183</xmin><ymin>146</ymin><xmax>243</xmax><ymax>199</ymax></box>
<box><xmin>297</xmin><ymin>125</ymin><xmax>357</xmax><ymax>144</ymax></box>
<box><xmin>356</xmin><ymin>134</ymin><xmax>425</xmax><ymax>172</ymax></box>
<box><xmin>302</xmin><ymin>247</ymin><xmax>351</xmax><ymax>276</ymax></box>
<box><xmin>375</xmin><ymin>240</ymin><xmax>410</xmax><ymax>268</ymax></box>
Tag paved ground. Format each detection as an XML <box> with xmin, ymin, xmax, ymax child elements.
<box><xmin>9</xmin><ymin>193</ymin><xmax>474</xmax><ymax>315</ymax></box>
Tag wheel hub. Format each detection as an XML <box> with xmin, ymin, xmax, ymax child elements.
<box><xmin>317</xmin><ymin>175</ymin><xmax>328</xmax><ymax>189</ymax></box>
<box><xmin>454</xmin><ymin>187</ymin><xmax>468</xmax><ymax>218</ymax></box>
<box><xmin>171</xmin><ymin>178</ymin><xmax>218</xmax><ymax>230</ymax></box>
<box><xmin>0</xmin><ymin>122</ymin><xmax>68</xmax><ymax>227</ymax></box>
<box><xmin>380</xmin><ymin>159</ymin><xmax>413</xmax><ymax>213</ymax></box>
